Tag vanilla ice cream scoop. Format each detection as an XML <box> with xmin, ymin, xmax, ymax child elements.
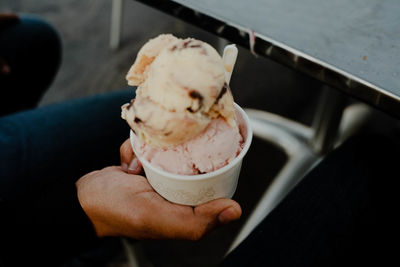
<box><xmin>122</xmin><ymin>34</ymin><xmax>236</xmax><ymax>147</ymax></box>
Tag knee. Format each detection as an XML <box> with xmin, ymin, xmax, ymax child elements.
<box><xmin>19</xmin><ymin>15</ymin><xmax>61</xmax><ymax>44</ymax></box>
<box><xmin>19</xmin><ymin>15</ymin><xmax>62</xmax><ymax>67</ymax></box>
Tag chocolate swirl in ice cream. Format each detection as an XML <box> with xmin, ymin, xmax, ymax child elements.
<box><xmin>121</xmin><ymin>34</ymin><xmax>236</xmax><ymax>147</ymax></box>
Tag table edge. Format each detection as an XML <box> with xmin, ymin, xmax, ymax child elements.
<box><xmin>132</xmin><ymin>0</ymin><xmax>400</xmax><ymax>118</ymax></box>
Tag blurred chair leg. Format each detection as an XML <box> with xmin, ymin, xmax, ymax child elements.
<box><xmin>110</xmin><ymin>0</ymin><xmax>123</xmax><ymax>50</ymax></box>
<box><xmin>336</xmin><ymin>103</ymin><xmax>373</xmax><ymax>145</ymax></box>
<box><xmin>309</xmin><ymin>86</ymin><xmax>347</xmax><ymax>155</ymax></box>
<box><xmin>227</xmin><ymin>86</ymin><xmax>354</xmax><ymax>255</ymax></box>
<box><xmin>226</xmin><ymin>109</ymin><xmax>320</xmax><ymax>255</ymax></box>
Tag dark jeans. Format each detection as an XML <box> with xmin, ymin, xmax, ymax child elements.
<box><xmin>0</xmin><ymin>15</ymin><xmax>61</xmax><ymax>116</ymax></box>
<box><xmin>223</xmin><ymin>134</ymin><xmax>399</xmax><ymax>266</ymax></box>
<box><xmin>0</xmin><ymin>89</ymin><xmax>135</xmax><ymax>267</ymax></box>
<box><xmin>0</xmin><ymin>14</ymin><xmax>135</xmax><ymax>266</ymax></box>
<box><xmin>2</xmin><ymin>92</ymin><xmax>397</xmax><ymax>266</ymax></box>
<box><xmin>0</xmin><ymin>89</ymin><xmax>134</xmax><ymax>199</ymax></box>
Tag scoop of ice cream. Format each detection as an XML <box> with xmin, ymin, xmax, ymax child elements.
<box><xmin>126</xmin><ymin>34</ymin><xmax>179</xmax><ymax>86</ymax></box>
<box><xmin>132</xmin><ymin>117</ymin><xmax>243</xmax><ymax>175</ymax></box>
<box><xmin>122</xmin><ymin>34</ymin><xmax>236</xmax><ymax>147</ymax></box>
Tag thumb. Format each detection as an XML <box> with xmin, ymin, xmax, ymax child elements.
<box><xmin>120</xmin><ymin>138</ymin><xmax>134</xmax><ymax>166</ymax></box>
<box><xmin>175</xmin><ymin>199</ymin><xmax>242</xmax><ymax>240</ymax></box>
<box><xmin>148</xmin><ymin>198</ymin><xmax>242</xmax><ymax>240</ymax></box>
<box><xmin>195</xmin><ymin>198</ymin><xmax>242</xmax><ymax>225</ymax></box>
<box><xmin>120</xmin><ymin>139</ymin><xmax>142</xmax><ymax>174</ymax></box>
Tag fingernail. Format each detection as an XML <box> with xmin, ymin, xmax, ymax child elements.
<box><xmin>128</xmin><ymin>157</ymin><xmax>141</xmax><ymax>173</ymax></box>
<box><xmin>121</xmin><ymin>162</ymin><xmax>128</xmax><ymax>172</ymax></box>
<box><xmin>218</xmin><ymin>207</ymin><xmax>240</xmax><ymax>224</ymax></box>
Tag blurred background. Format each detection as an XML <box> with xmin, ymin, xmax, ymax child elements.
<box><xmin>1</xmin><ymin>0</ymin><xmax>376</xmax><ymax>266</ymax></box>
<box><xmin>0</xmin><ymin>0</ymin><xmax>322</xmax><ymax>121</ymax></box>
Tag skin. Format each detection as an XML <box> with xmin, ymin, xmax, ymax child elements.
<box><xmin>1</xmin><ymin>12</ymin><xmax>241</xmax><ymax>241</ymax></box>
<box><xmin>0</xmin><ymin>13</ymin><xmax>19</xmax><ymax>75</ymax></box>
<box><xmin>76</xmin><ymin>139</ymin><xmax>242</xmax><ymax>240</ymax></box>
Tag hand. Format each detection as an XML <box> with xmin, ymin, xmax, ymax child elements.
<box><xmin>0</xmin><ymin>13</ymin><xmax>19</xmax><ymax>30</ymax></box>
<box><xmin>0</xmin><ymin>13</ymin><xmax>19</xmax><ymax>75</ymax></box>
<box><xmin>120</xmin><ymin>138</ymin><xmax>142</xmax><ymax>175</ymax></box>
<box><xmin>76</xmin><ymin>166</ymin><xmax>242</xmax><ymax>240</ymax></box>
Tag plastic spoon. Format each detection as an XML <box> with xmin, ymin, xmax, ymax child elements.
<box><xmin>222</xmin><ymin>44</ymin><xmax>238</xmax><ymax>85</ymax></box>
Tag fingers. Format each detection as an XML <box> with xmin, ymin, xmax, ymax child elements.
<box><xmin>127</xmin><ymin>157</ymin><xmax>142</xmax><ymax>174</ymax></box>
<box><xmin>154</xmin><ymin>198</ymin><xmax>242</xmax><ymax>241</ymax></box>
<box><xmin>120</xmin><ymin>138</ymin><xmax>142</xmax><ymax>174</ymax></box>
<box><xmin>188</xmin><ymin>199</ymin><xmax>242</xmax><ymax>240</ymax></box>
<box><xmin>120</xmin><ymin>139</ymin><xmax>134</xmax><ymax>165</ymax></box>
<box><xmin>195</xmin><ymin>198</ymin><xmax>242</xmax><ymax>225</ymax></box>
<box><xmin>188</xmin><ymin>199</ymin><xmax>241</xmax><ymax>240</ymax></box>
<box><xmin>78</xmin><ymin>161</ymin><xmax>241</xmax><ymax>241</ymax></box>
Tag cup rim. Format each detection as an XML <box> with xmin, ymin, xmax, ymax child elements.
<box><xmin>130</xmin><ymin>103</ymin><xmax>253</xmax><ymax>181</ymax></box>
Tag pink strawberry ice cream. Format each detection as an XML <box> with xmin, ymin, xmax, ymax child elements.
<box><xmin>132</xmin><ymin>117</ymin><xmax>243</xmax><ymax>175</ymax></box>
<box><xmin>121</xmin><ymin>34</ymin><xmax>244</xmax><ymax>175</ymax></box>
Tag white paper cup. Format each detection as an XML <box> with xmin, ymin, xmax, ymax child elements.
<box><xmin>130</xmin><ymin>103</ymin><xmax>252</xmax><ymax>206</ymax></box>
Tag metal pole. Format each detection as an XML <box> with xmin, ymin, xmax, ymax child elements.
<box><xmin>310</xmin><ymin>86</ymin><xmax>347</xmax><ymax>155</ymax></box>
<box><xmin>226</xmin><ymin>109</ymin><xmax>320</xmax><ymax>255</ymax></box>
<box><xmin>110</xmin><ymin>0</ymin><xmax>124</xmax><ymax>50</ymax></box>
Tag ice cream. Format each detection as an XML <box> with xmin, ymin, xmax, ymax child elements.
<box><xmin>131</xmin><ymin>116</ymin><xmax>243</xmax><ymax>175</ymax></box>
<box><xmin>121</xmin><ymin>34</ymin><xmax>243</xmax><ymax>175</ymax></box>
